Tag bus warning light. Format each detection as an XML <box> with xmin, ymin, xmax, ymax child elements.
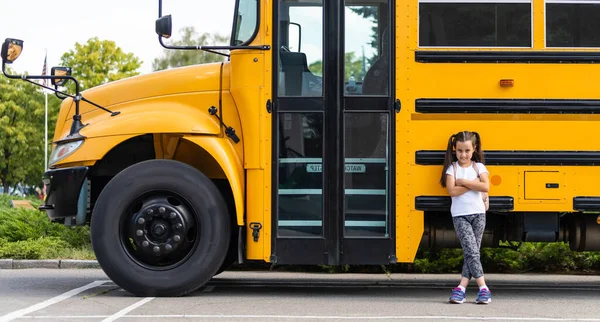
<box><xmin>499</xmin><ymin>79</ymin><xmax>514</xmax><ymax>87</ymax></box>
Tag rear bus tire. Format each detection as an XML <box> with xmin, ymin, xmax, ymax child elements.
<box><xmin>91</xmin><ymin>159</ymin><xmax>230</xmax><ymax>297</ymax></box>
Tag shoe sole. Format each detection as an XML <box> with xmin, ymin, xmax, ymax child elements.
<box><xmin>449</xmin><ymin>299</ymin><xmax>466</xmax><ymax>304</ymax></box>
<box><xmin>476</xmin><ymin>299</ymin><xmax>491</xmax><ymax>304</ymax></box>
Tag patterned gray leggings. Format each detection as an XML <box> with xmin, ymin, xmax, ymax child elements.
<box><xmin>452</xmin><ymin>214</ymin><xmax>486</xmax><ymax>279</ymax></box>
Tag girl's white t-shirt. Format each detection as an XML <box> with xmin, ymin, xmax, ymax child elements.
<box><xmin>445</xmin><ymin>161</ymin><xmax>489</xmax><ymax>217</ymax></box>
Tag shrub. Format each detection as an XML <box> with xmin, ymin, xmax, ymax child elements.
<box><xmin>0</xmin><ymin>207</ymin><xmax>90</xmax><ymax>248</ymax></box>
<box><xmin>0</xmin><ymin>237</ymin><xmax>69</xmax><ymax>259</ymax></box>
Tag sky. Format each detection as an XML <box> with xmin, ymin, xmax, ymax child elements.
<box><xmin>0</xmin><ymin>0</ymin><xmax>236</xmax><ymax>75</ymax></box>
<box><xmin>0</xmin><ymin>0</ymin><xmax>374</xmax><ymax>76</ymax></box>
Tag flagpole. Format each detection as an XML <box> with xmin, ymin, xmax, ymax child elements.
<box><xmin>43</xmin><ymin>49</ymin><xmax>48</xmax><ymax>171</ymax></box>
<box><xmin>44</xmin><ymin>88</ymin><xmax>48</xmax><ymax>171</ymax></box>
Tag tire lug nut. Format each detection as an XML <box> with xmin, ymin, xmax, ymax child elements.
<box><xmin>173</xmin><ymin>235</ymin><xmax>181</xmax><ymax>242</ymax></box>
<box><xmin>153</xmin><ymin>246</ymin><xmax>160</xmax><ymax>253</ymax></box>
<box><xmin>165</xmin><ymin>244</ymin><xmax>172</xmax><ymax>251</ymax></box>
<box><xmin>159</xmin><ymin>207</ymin><xmax>166</xmax><ymax>213</ymax></box>
<box><xmin>142</xmin><ymin>241</ymin><xmax>149</xmax><ymax>247</ymax></box>
<box><xmin>147</xmin><ymin>209</ymin><xmax>154</xmax><ymax>215</ymax></box>
<box><xmin>137</xmin><ymin>218</ymin><xmax>145</xmax><ymax>224</ymax></box>
<box><xmin>169</xmin><ymin>212</ymin><xmax>176</xmax><ymax>219</ymax></box>
<box><xmin>136</xmin><ymin>230</ymin><xmax>144</xmax><ymax>236</ymax></box>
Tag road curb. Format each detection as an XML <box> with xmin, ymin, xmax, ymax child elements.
<box><xmin>60</xmin><ymin>260</ymin><xmax>100</xmax><ymax>269</ymax></box>
<box><xmin>0</xmin><ymin>259</ymin><xmax>13</xmax><ymax>269</ymax></box>
<box><xmin>0</xmin><ymin>259</ymin><xmax>100</xmax><ymax>269</ymax></box>
<box><xmin>13</xmin><ymin>260</ymin><xmax>60</xmax><ymax>269</ymax></box>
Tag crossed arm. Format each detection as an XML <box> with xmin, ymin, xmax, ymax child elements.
<box><xmin>446</xmin><ymin>173</ymin><xmax>490</xmax><ymax>197</ymax></box>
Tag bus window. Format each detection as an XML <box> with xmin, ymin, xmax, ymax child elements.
<box><xmin>231</xmin><ymin>0</ymin><xmax>259</xmax><ymax>46</ymax></box>
<box><xmin>278</xmin><ymin>1</ymin><xmax>323</xmax><ymax>97</ymax></box>
<box><xmin>546</xmin><ymin>0</ymin><xmax>600</xmax><ymax>48</ymax></box>
<box><xmin>418</xmin><ymin>0</ymin><xmax>532</xmax><ymax>47</ymax></box>
<box><xmin>344</xmin><ymin>2</ymin><xmax>389</xmax><ymax>96</ymax></box>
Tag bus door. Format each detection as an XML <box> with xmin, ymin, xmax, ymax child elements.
<box><xmin>272</xmin><ymin>0</ymin><xmax>395</xmax><ymax>265</ymax></box>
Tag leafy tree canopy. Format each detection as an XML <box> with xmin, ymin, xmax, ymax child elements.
<box><xmin>0</xmin><ymin>69</ymin><xmax>60</xmax><ymax>192</ymax></box>
<box><xmin>60</xmin><ymin>37</ymin><xmax>142</xmax><ymax>92</ymax></box>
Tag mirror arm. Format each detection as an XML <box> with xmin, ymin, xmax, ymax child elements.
<box><xmin>157</xmin><ymin>44</ymin><xmax>271</xmax><ymax>57</ymax></box>
<box><xmin>24</xmin><ymin>78</ymin><xmax>119</xmax><ymax>116</ymax></box>
<box><xmin>202</xmin><ymin>48</ymin><xmax>229</xmax><ymax>58</ymax></box>
<box><xmin>2</xmin><ymin>62</ymin><xmax>79</xmax><ymax>95</ymax></box>
<box><xmin>157</xmin><ymin>37</ymin><xmax>233</xmax><ymax>57</ymax></box>
<box><xmin>203</xmin><ymin>45</ymin><xmax>271</xmax><ymax>51</ymax></box>
<box><xmin>80</xmin><ymin>96</ymin><xmax>120</xmax><ymax>116</ymax></box>
<box><xmin>55</xmin><ymin>89</ymin><xmax>69</xmax><ymax>100</ymax></box>
<box><xmin>2</xmin><ymin>55</ymin><xmax>117</xmax><ymax>137</ymax></box>
<box><xmin>3</xmin><ymin>63</ymin><xmax>80</xmax><ymax>100</ymax></box>
<box><xmin>22</xmin><ymin>78</ymin><xmax>75</xmax><ymax>99</ymax></box>
<box><xmin>2</xmin><ymin>61</ymin><xmax>23</xmax><ymax>80</ymax></box>
<box><xmin>157</xmin><ymin>36</ymin><xmax>203</xmax><ymax>51</ymax></box>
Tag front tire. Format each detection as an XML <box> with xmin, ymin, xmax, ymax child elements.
<box><xmin>91</xmin><ymin>159</ymin><xmax>230</xmax><ymax>297</ymax></box>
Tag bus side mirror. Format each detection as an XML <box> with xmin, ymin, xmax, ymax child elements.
<box><xmin>155</xmin><ymin>15</ymin><xmax>172</xmax><ymax>39</ymax></box>
<box><xmin>1</xmin><ymin>38</ymin><xmax>24</xmax><ymax>64</ymax></box>
<box><xmin>51</xmin><ymin>67</ymin><xmax>72</xmax><ymax>86</ymax></box>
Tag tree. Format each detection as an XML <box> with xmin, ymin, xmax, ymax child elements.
<box><xmin>0</xmin><ymin>69</ymin><xmax>59</xmax><ymax>193</ymax></box>
<box><xmin>308</xmin><ymin>60</ymin><xmax>322</xmax><ymax>76</ymax></box>
<box><xmin>153</xmin><ymin>27</ymin><xmax>229</xmax><ymax>71</ymax></box>
<box><xmin>350</xmin><ymin>7</ymin><xmax>379</xmax><ymax>52</ymax></box>
<box><xmin>307</xmin><ymin>52</ymin><xmax>365</xmax><ymax>82</ymax></box>
<box><xmin>60</xmin><ymin>37</ymin><xmax>142</xmax><ymax>93</ymax></box>
<box><xmin>344</xmin><ymin>52</ymin><xmax>365</xmax><ymax>82</ymax></box>
<box><xmin>349</xmin><ymin>7</ymin><xmax>382</xmax><ymax>67</ymax></box>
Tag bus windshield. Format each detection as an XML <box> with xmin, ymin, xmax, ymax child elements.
<box><xmin>231</xmin><ymin>0</ymin><xmax>259</xmax><ymax>45</ymax></box>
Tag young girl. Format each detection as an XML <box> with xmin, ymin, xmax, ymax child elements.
<box><xmin>440</xmin><ymin>131</ymin><xmax>491</xmax><ymax>304</ymax></box>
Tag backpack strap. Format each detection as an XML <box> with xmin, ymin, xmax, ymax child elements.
<box><xmin>473</xmin><ymin>162</ymin><xmax>480</xmax><ymax>178</ymax></box>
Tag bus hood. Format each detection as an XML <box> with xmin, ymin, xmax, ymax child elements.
<box><xmin>56</xmin><ymin>63</ymin><xmax>227</xmax><ymax>139</ymax></box>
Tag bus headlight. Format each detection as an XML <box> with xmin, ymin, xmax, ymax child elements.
<box><xmin>49</xmin><ymin>140</ymin><xmax>84</xmax><ymax>166</ymax></box>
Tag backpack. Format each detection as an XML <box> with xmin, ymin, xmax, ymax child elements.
<box><xmin>453</xmin><ymin>162</ymin><xmax>489</xmax><ymax>211</ymax></box>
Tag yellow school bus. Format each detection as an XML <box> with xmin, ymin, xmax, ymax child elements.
<box><xmin>2</xmin><ymin>0</ymin><xmax>600</xmax><ymax>296</ymax></box>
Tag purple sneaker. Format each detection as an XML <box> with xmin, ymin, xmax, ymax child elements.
<box><xmin>449</xmin><ymin>287</ymin><xmax>466</xmax><ymax>304</ymax></box>
<box><xmin>476</xmin><ymin>288</ymin><xmax>492</xmax><ymax>304</ymax></box>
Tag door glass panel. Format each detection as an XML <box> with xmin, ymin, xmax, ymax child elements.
<box><xmin>343</xmin><ymin>113</ymin><xmax>389</xmax><ymax>237</ymax></box>
<box><xmin>344</xmin><ymin>1</ymin><xmax>390</xmax><ymax>96</ymax></box>
<box><xmin>278</xmin><ymin>112</ymin><xmax>324</xmax><ymax>237</ymax></box>
<box><xmin>278</xmin><ymin>1</ymin><xmax>323</xmax><ymax>97</ymax></box>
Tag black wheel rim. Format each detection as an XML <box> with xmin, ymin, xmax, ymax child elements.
<box><xmin>120</xmin><ymin>191</ymin><xmax>199</xmax><ymax>270</ymax></box>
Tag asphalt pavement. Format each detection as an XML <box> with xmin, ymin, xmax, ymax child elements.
<box><xmin>1</xmin><ymin>269</ymin><xmax>600</xmax><ymax>321</ymax></box>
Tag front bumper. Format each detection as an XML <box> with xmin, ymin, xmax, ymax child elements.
<box><xmin>40</xmin><ymin>166</ymin><xmax>89</xmax><ymax>223</ymax></box>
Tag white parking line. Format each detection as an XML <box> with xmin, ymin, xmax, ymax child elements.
<box><xmin>101</xmin><ymin>297</ymin><xmax>154</xmax><ymax>322</ymax></box>
<box><xmin>16</xmin><ymin>315</ymin><xmax>600</xmax><ymax>321</ymax></box>
<box><xmin>0</xmin><ymin>280</ymin><xmax>109</xmax><ymax>322</ymax></box>
<box><xmin>125</xmin><ymin>315</ymin><xmax>600</xmax><ymax>321</ymax></box>
<box><xmin>18</xmin><ymin>316</ymin><xmax>108</xmax><ymax>319</ymax></box>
